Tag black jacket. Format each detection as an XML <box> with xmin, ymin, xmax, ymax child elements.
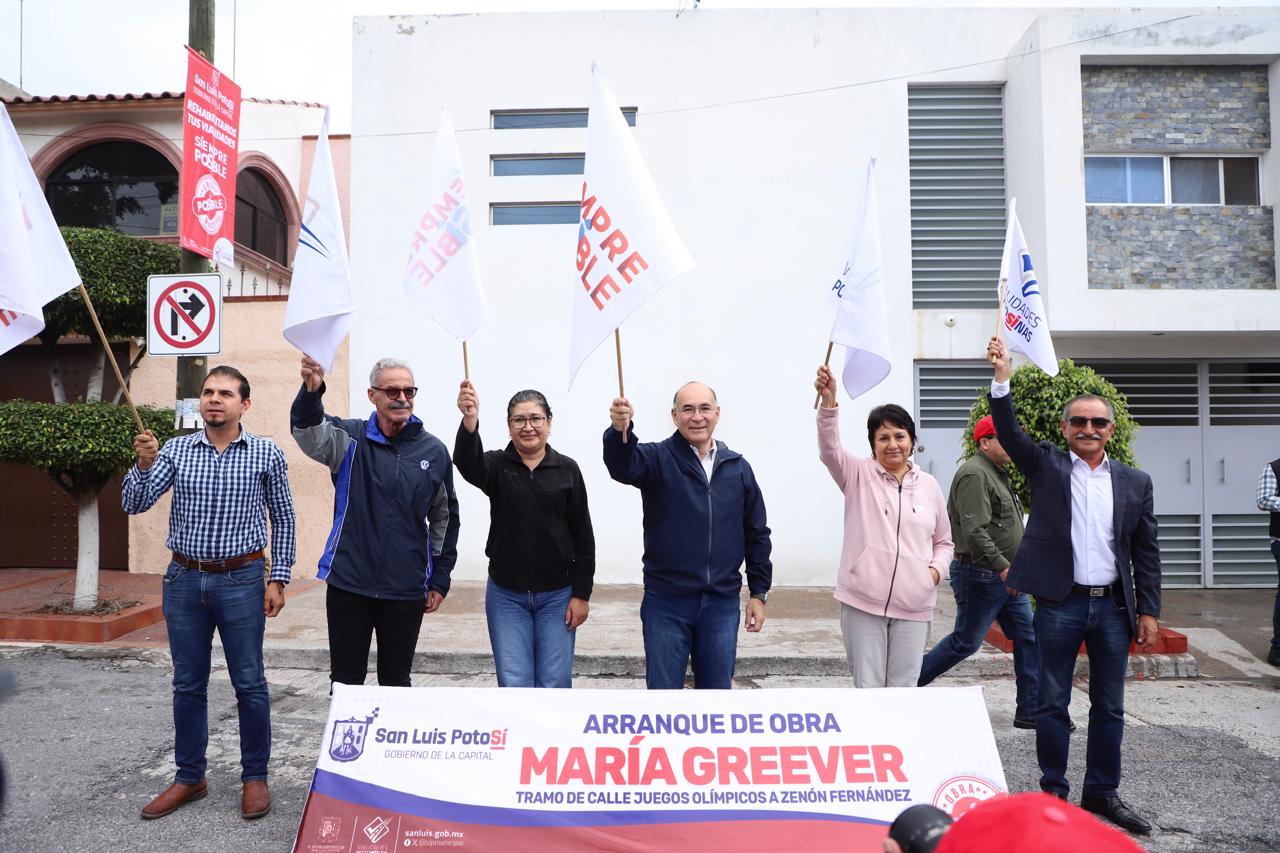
<box><xmin>454</xmin><ymin>423</ymin><xmax>595</xmax><ymax>599</ymax></box>
<box><xmin>991</xmin><ymin>392</ymin><xmax>1161</xmax><ymax>634</ymax></box>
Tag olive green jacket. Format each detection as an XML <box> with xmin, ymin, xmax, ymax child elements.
<box><xmin>946</xmin><ymin>451</ymin><xmax>1024</xmax><ymax>571</ymax></box>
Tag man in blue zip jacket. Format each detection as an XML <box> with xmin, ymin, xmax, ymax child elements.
<box><xmin>293</xmin><ymin>356</ymin><xmax>459</xmax><ymax>689</ymax></box>
<box><xmin>605</xmin><ymin>381</ymin><xmax>773</xmax><ymax>689</ymax></box>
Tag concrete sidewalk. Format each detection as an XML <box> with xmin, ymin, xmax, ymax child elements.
<box><xmin>61</xmin><ymin>575</ymin><xmax>1280</xmax><ymax>681</ymax></box>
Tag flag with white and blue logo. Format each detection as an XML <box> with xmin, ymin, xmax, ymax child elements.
<box><xmin>997</xmin><ymin>199</ymin><xmax>1058</xmax><ymax>377</ymax></box>
<box><xmin>284</xmin><ymin>109</ymin><xmax>354</xmax><ymax>372</ymax></box>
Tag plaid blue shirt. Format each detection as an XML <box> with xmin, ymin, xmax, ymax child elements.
<box><xmin>1258</xmin><ymin>463</ymin><xmax>1280</xmax><ymax>542</ymax></box>
<box><xmin>122</xmin><ymin>428</ymin><xmax>296</xmax><ymax>583</ymax></box>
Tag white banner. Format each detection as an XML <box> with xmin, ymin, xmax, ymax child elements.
<box><xmin>294</xmin><ymin>685</ymin><xmax>1006</xmax><ymax>852</ymax></box>
<box><xmin>998</xmin><ymin>199</ymin><xmax>1058</xmax><ymax>377</ymax></box>
<box><xmin>402</xmin><ymin>108</ymin><xmax>486</xmax><ymax>341</ymax></box>
<box><xmin>568</xmin><ymin>64</ymin><xmax>695</xmax><ymax>388</ymax></box>
<box><xmin>0</xmin><ymin>103</ymin><xmax>81</xmax><ymax>357</ymax></box>
<box><xmin>826</xmin><ymin>159</ymin><xmax>890</xmax><ymax>400</ymax></box>
<box><xmin>285</xmin><ymin>109</ymin><xmax>354</xmax><ymax>372</ymax></box>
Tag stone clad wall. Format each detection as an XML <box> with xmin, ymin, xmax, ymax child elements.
<box><xmin>1082</xmin><ymin>65</ymin><xmax>1273</xmax><ymax>290</ymax></box>
<box><xmin>1086</xmin><ymin>206</ymin><xmax>1276</xmax><ymax>290</ymax></box>
<box><xmin>1082</xmin><ymin>65</ymin><xmax>1270</xmax><ymax>151</ymax></box>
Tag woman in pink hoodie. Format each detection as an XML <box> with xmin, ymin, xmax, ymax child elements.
<box><xmin>815</xmin><ymin>365</ymin><xmax>954</xmax><ymax>688</ymax></box>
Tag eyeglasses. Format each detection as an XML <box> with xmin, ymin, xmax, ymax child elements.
<box><xmin>676</xmin><ymin>404</ymin><xmax>716</xmax><ymax>417</ymax></box>
<box><xmin>509</xmin><ymin>415</ymin><xmax>548</xmax><ymax>428</ymax></box>
<box><xmin>373</xmin><ymin>386</ymin><xmax>418</xmax><ymax>400</ymax></box>
<box><xmin>1066</xmin><ymin>416</ymin><xmax>1112</xmax><ymax>429</ymax></box>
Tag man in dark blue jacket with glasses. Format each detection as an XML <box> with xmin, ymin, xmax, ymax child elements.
<box><xmin>604</xmin><ymin>381</ymin><xmax>773</xmax><ymax>690</ymax></box>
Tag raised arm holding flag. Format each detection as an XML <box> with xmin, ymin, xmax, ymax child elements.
<box><xmin>284</xmin><ymin>109</ymin><xmax>354</xmax><ymax>372</ymax></box>
<box><xmin>403</xmin><ymin>107</ymin><xmax>486</xmax><ymax>380</ymax></box>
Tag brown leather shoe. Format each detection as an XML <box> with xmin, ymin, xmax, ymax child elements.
<box><xmin>140</xmin><ymin>780</ymin><xmax>208</xmax><ymax>820</ymax></box>
<box><xmin>242</xmin><ymin>779</ymin><xmax>271</xmax><ymax>819</ymax></box>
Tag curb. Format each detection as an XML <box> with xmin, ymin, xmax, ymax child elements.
<box><xmin>1</xmin><ymin>643</ymin><xmax>1199</xmax><ymax>680</ymax></box>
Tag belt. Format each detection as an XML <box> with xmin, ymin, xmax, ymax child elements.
<box><xmin>1071</xmin><ymin>581</ymin><xmax>1119</xmax><ymax>597</ymax></box>
<box><xmin>172</xmin><ymin>549</ymin><xmax>265</xmax><ymax>573</ymax></box>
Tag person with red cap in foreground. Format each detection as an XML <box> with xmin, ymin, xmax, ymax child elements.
<box><xmin>883</xmin><ymin>793</ymin><xmax>1145</xmax><ymax>853</ymax></box>
<box><xmin>917</xmin><ymin>414</ymin><xmax>1063</xmax><ymax>731</ymax></box>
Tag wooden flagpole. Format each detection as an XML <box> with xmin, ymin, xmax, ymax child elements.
<box><xmin>77</xmin><ymin>284</ymin><xmax>145</xmax><ymax>434</ymax></box>
<box><xmin>997</xmin><ymin>276</ymin><xmax>1008</xmax><ymax>339</ymax></box>
<box><xmin>813</xmin><ymin>341</ymin><xmax>834</xmax><ymax>410</ymax></box>
<box><xmin>615</xmin><ymin>328</ymin><xmax>628</xmax><ymax>444</ymax></box>
<box><xmin>462</xmin><ymin>340</ymin><xmax>470</xmax><ymax>382</ymax></box>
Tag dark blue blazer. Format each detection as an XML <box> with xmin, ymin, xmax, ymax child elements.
<box><xmin>990</xmin><ymin>393</ymin><xmax>1161</xmax><ymax>635</ymax></box>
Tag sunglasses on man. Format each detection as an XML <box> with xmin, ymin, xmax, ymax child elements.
<box><xmin>1066</xmin><ymin>416</ymin><xmax>1112</xmax><ymax>429</ymax></box>
<box><xmin>373</xmin><ymin>386</ymin><xmax>418</xmax><ymax>400</ymax></box>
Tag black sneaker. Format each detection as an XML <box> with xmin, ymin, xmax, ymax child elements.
<box><xmin>1080</xmin><ymin>796</ymin><xmax>1154</xmax><ymax>836</ymax></box>
<box><xmin>1268</xmin><ymin>647</ymin><xmax>1280</xmax><ymax>667</ymax></box>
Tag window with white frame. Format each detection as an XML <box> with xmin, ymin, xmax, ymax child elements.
<box><xmin>1085</xmin><ymin>155</ymin><xmax>1260</xmax><ymax>205</ymax></box>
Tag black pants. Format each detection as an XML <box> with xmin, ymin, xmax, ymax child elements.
<box><xmin>325</xmin><ymin>585</ymin><xmax>424</xmax><ymax>687</ymax></box>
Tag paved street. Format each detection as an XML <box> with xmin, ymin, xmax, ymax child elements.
<box><xmin>1</xmin><ymin>642</ymin><xmax>1277</xmax><ymax>853</ymax></box>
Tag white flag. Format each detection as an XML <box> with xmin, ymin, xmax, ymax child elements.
<box><xmin>403</xmin><ymin>108</ymin><xmax>485</xmax><ymax>340</ymax></box>
<box><xmin>568</xmin><ymin>64</ymin><xmax>695</xmax><ymax>388</ymax></box>
<box><xmin>998</xmin><ymin>199</ymin><xmax>1058</xmax><ymax>377</ymax></box>
<box><xmin>0</xmin><ymin>103</ymin><xmax>81</xmax><ymax>357</ymax></box>
<box><xmin>825</xmin><ymin>159</ymin><xmax>890</xmax><ymax>400</ymax></box>
<box><xmin>284</xmin><ymin>109</ymin><xmax>353</xmax><ymax>372</ymax></box>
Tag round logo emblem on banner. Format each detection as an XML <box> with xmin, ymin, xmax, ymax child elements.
<box><xmin>192</xmin><ymin>174</ymin><xmax>227</xmax><ymax>235</ymax></box>
<box><xmin>932</xmin><ymin>775</ymin><xmax>1004</xmax><ymax>817</ymax></box>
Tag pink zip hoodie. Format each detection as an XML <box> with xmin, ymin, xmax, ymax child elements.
<box><xmin>817</xmin><ymin>406</ymin><xmax>954</xmax><ymax>621</ymax></box>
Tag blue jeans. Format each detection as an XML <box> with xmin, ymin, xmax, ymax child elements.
<box><xmin>485</xmin><ymin>579</ymin><xmax>576</xmax><ymax>688</ymax></box>
<box><xmin>1034</xmin><ymin>587</ymin><xmax>1132</xmax><ymax>799</ymax></box>
<box><xmin>640</xmin><ymin>589</ymin><xmax>739</xmax><ymax>689</ymax></box>
<box><xmin>918</xmin><ymin>560</ymin><xmax>1039</xmax><ymax>719</ymax></box>
<box><xmin>162</xmin><ymin>560</ymin><xmax>270</xmax><ymax>784</ymax></box>
<box><xmin>1271</xmin><ymin>541</ymin><xmax>1280</xmax><ymax>652</ymax></box>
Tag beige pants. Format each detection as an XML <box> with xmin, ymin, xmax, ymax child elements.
<box><xmin>839</xmin><ymin>603</ymin><xmax>931</xmax><ymax>688</ymax></box>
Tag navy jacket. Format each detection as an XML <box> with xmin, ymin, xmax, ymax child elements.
<box><xmin>603</xmin><ymin>423</ymin><xmax>772</xmax><ymax>599</ymax></box>
<box><xmin>291</xmin><ymin>383</ymin><xmax>459</xmax><ymax>600</ymax></box>
<box><xmin>991</xmin><ymin>392</ymin><xmax>1161</xmax><ymax>634</ymax></box>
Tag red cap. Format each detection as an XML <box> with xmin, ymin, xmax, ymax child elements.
<box><xmin>935</xmin><ymin>793</ymin><xmax>1144</xmax><ymax>853</ymax></box>
<box><xmin>972</xmin><ymin>415</ymin><xmax>996</xmax><ymax>443</ymax></box>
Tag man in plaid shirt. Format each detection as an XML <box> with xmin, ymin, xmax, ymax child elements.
<box><xmin>122</xmin><ymin>366</ymin><xmax>295</xmax><ymax>822</ymax></box>
<box><xmin>1257</xmin><ymin>458</ymin><xmax>1280</xmax><ymax>667</ymax></box>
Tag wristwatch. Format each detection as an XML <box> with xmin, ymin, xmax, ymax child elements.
<box><xmin>750</xmin><ymin>592</ymin><xmax>768</xmax><ymax>603</ymax></box>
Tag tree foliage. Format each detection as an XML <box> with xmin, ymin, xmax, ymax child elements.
<box><xmin>0</xmin><ymin>400</ymin><xmax>174</xmax><ymax>495</ymax></box>
<box><xmin>958</xmin><ymin>358</ymin><xmax>1138</xmax><ymax>508</ymax></box>
<box><xmin>39</xmin><ymin>226</ymin><xmax>182</xmax><ymax>344</ymax></box>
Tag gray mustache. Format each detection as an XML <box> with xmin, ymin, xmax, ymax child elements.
<box><xmin>389</xmin><ymin>401</ymin><xmax>412</xmax><ymax>410</ymax></box>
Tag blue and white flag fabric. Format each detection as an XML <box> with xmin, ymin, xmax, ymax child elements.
<box><xmin>402</xmin><ymin>107</ymin><xmax>486</xmax><ymax>340</ymax></box>
<box><xmin>825</xmin><ymin>159</ymin><xmax>890</xmax><ymax>400</ymax></box>
<box><xmin>0</xmin><ymin>103</ymin><xmax>81</xmax><ymax>358</ymax></box>
<box><xmin>284</xmin><ymin>109</ymin><xmax>354</xmax><ymax>372</ymax></box>
<box><xmin>998</xmin><ymin>199</ymin><xmax>1058</xmax><ymax>377</ymax></box>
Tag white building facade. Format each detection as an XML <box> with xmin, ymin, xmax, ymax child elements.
<box><xmin>348</xmin><ymin>8</ymin><xmax>1280</xmax><ymax>589</ymax></box>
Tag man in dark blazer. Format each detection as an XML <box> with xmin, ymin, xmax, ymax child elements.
<box><xmin>986</xmin><ymin>336</ymin><xmax>1161</xmax><ymax>836</ymax></box>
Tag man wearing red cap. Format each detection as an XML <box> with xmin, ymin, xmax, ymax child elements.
<box><xmin>918</xmin><ymin>415</ymin><xmax>1044</xmax><ymax>732</ymax></box>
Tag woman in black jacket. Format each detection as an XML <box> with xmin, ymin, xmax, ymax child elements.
<box><xmin>454</xmin><ymin>381</ymin><xmax>595</xmax><ymax>687</ymax></box>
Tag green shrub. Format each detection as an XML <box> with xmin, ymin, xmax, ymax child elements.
<box><xmin>959</xmin><ymin>358</ymin><xmax>1137</xmax><ymax>509</ymax></box>
<box><xmin>39</xmin><ymin>227</ymin><xmax>182</xmax><ymax>343</ymax></box>
<box><xmin>0</xmin><ymin>400</ymin><xmax>174</xmax><ymax>494</ymax></box>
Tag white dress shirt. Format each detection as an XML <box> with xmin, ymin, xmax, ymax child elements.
<box><xmin>690</xmin><ymin>443</ymin><xmax>716</xmax><ymax>481</ymax></box>
<box><xmin>991</xmin><ymin>380</ymin><xmax>1118</xmax><ymax>586</ymax></box>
